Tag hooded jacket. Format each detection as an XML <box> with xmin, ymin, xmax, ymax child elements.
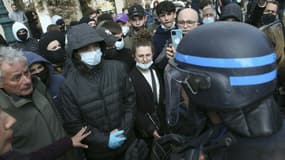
<box><xmin>60</xmin><ymin>24</ymin><xmax>136</xmax><ymax>159</ymax></box>
<box><xmin>39</xmin><ymin>31</ymin><xmax>65</xmax><ymax>53</ymax></box>
<box><xmin>11</xmin><ymin>22</ymin><xmax>39</xmax><ymax>53</ymax></box>
<box><xmin>220</xmin><ymin>3</ymin><xmax>243</xmax><ymax>22</ymax></box>
<box><xmin>23</xmin><ymin>51</ymin><xmax>65</xmax><ymax>107</ymax></box>
<box><xmin>38</xmin><ymin>30</ymin><xmax>66</xmax><ymax>73</ymax></box>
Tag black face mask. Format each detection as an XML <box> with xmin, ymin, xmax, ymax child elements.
<box><xmin>261</xmin><ymin>13</ymin><xmax>277</xmax><ymax>25</ymax></box>
<box><xmin>33</xmin><ymin>68</ymin><xmax>49</xmax><ymax>84</ymax></box>
<box><xmin>17</xmin><ymin>33</ymin><xmax>28</xmax><ymax>41</ymax></box>
<box><xmin>44</xmin><ymin>48</ymin><xmax>66</xmax><ymax>65</ymax></box>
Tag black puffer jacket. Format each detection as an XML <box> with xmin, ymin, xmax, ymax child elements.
<box><xmin>60</xmin><ymin>60</ymin><xmax>136</xmax><ymax>159</ymax></box>
<box><xmin>60</xmin><ymin>24</ymin><xmax>136</xmax><ymax>159</ymax></box>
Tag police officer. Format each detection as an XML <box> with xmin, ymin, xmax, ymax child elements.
<box><xmin>164</xmin><ymin>22</ymin><xmax>285</xmax><ymax>160</ymax></box>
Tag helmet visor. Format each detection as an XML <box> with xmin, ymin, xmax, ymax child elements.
<box><xmin>164</xmin><ymin>59</ymin><xmax>211</xmax><ymax>126</ymax></box>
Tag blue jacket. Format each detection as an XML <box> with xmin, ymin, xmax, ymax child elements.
<box><xmin>23</xmin><ymin>51</ymin><xmax>65</xmax><ymax>107</ymax></box>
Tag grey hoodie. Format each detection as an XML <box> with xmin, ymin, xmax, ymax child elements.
<box><xmin>11</xmin><ymin>22</ymin><xmax>39</xmax><ymax>53</ymax></box>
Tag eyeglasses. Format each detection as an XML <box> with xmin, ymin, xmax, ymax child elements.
<box><xmin>177</xmin><ymin>20</ymin><xmax>197</xmax><ymax>25</ymax></box>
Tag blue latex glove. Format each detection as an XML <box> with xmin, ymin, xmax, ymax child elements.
<box><xmin>108</xmin><ymin>130</ymin><xmax>127</xmax><ymax>149</ymax></box>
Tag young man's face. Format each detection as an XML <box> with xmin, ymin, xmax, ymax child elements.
<box><xmin>129</xmin><ymin>16</ymin><xmax>146</xmax><ymax>29</ymax></box>
<box><xmin>202</xmin><ymin>6</ymin><xmax>215</xmax><ymax>19</ymax></box>
<box><xmin>89</xmin><ymin>12</ymin><xmax>97</xmax><ymax>21</ymax></box>
<box><xmin>263</xmin><ymin>3</ymin><xmax>278</xmax><ymax>15</ymax></box>
<box><xmin>158</xmin><ymin>11</ymin><xmax>176</xmax><ymax>28</ymax></box>
<box><xmin>17</xmin><ymin>29</ymin><xmax>28</xmax><ymax>41</ymax></box>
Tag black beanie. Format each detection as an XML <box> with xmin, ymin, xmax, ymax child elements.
<box><xmin>220</xmin><ymin>3</ymin><xmax>242</xmax><ymax>22</ymax></box>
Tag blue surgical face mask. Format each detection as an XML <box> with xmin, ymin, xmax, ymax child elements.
<box><xmin>80</xmin><ymin>49</ymin><xmax>102</xmax><ymax>66</ymax></box>
<box><xmin>115</xmin><ymin>38</ymin><xmax>125</xmax><ymax>50</ymax></box>
<box><xmin>203</xmin><ymin>17</ymin><xmax>215</xmax><ymax>24</ymax></box>
<box><xmin>136</xmin><ymin>61</ymin><xmax>153</xmax><ymax>70</ymax></box>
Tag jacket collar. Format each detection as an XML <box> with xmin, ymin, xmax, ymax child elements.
<box><xmin>0</xmin><ymin>89</ymin><xmax>32</xmax><ymax>109</ymax></box>
<box><xmin>0</xmin><ymin>78</ymin><xmax>44</xmax><ymax>109</ymax></box>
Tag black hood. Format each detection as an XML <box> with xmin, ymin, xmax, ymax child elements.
<box><xmin>67</xmin><ymin>23</ymin><xmax>104</xmax><ymax>55</ymax></box>
<box><xmin>220</xmin><ymin>3</ymin><xmax>242</xmax><ymax>21</ymax></box>
<box><xmin>67</xmin><ymin>23</ymin><xmax>105</xmax><ymax>73</ymax></box>
<box><xmin>39</xmin><ymin>30</ymin><xmax>65</xmax><ymax>54</ymax></box>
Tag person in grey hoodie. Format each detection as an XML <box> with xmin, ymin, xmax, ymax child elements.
<box><xmin>11</xmin><ymin>22</ymin><xmax>39</xmax><ymax>53</ymax></box>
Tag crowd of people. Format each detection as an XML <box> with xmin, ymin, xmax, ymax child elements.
<box><xmin>0</xmin><ymin>0</ymin><xmax>285</xmax><ymax>160</ymax></box>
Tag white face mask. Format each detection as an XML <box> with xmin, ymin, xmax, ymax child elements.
<box><xmin>161</xmin><ymin>22</ymin><xmax>176</xmax><ymax>30</ymax></box>
<box><xmin>80</xmin><ymin>49</ymin><xmax>102</xmax><ymax>66</ymax></box>
<box><xmin>122</xmin><ymin>26</ymin><xmax>130</xmax><ymax>36</ymax></box>
<box><xmin>202</xmin><ymin>17</ymin><xmax>215</xmax><ymax>24</ymax></box>
<box><xmin>115</xmin><ymin>38</ymin><xmax>125</xmax><ymax>50</ymax></box>
<box><xmin>136</xmin><ymin>61</ymin><xmax>153</xmax><ymax>70</ymax></box>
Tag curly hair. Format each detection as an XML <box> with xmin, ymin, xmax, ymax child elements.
<box><xmin>131</xmin><ymin>29</ymin><xmax>154</xmax><ymax>56</ymax></box>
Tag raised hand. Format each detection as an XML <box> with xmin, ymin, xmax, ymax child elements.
<box><xmin>71</xmin><ymin>126</ymin><xmax>91</xmax><ymax>148</ymax></box>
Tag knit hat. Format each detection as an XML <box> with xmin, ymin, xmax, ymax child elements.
<box><xmin>220</xmin><ymin>3</ymin><xmax>242</xmax><ymax>22</ymax></box>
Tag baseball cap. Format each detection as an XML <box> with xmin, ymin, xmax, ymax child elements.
<box><xmin>128</xmin><ymin>4</ymin><xmax>146</xmax><ymax>18</ymax></box>
<box><xmin>114</xmin><ymin>13</ymin><xmax>129</xmax><ymax>23</ymax></box>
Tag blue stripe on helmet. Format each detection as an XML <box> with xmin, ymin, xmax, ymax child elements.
<box><xmin>175</xmin><ymin>52</ymin><xmax>276</xmax><ymax>68</ymax></box>
<box><xmin>229</xmin><ymin>69</ymin><xmax>276</xmax><ymax>86</ymax></box>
